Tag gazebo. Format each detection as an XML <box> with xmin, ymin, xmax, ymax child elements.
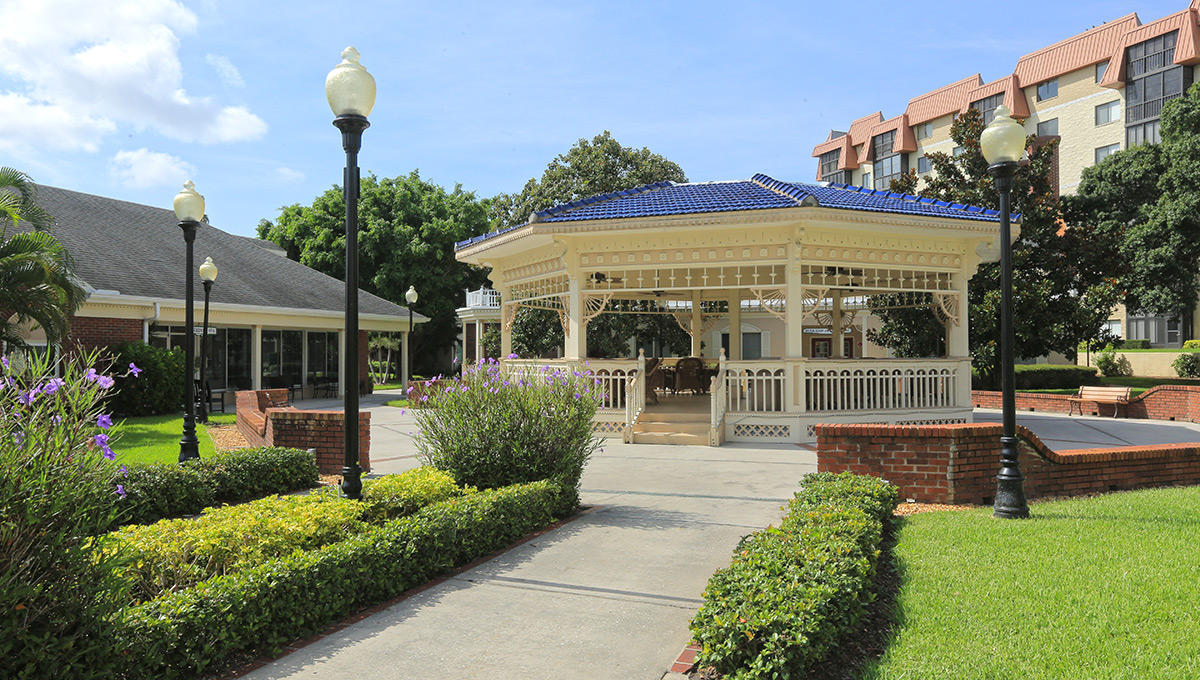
<box><xmin>454</xmin><ymin>174</ymin><xmax>1011</xmax><ymax>445</ymax></box>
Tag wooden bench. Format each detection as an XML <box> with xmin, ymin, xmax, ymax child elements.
<box><xmin>1068</xmin><ymin>385</ymin><xmax>1131</xmax><ymax>417</ymax></box>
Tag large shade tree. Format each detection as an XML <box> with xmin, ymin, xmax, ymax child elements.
<box><xmin>494</xmin><ymin>131</ymin><xmax>692</xmax><ymax>357</ymax></box>
<box><xmin>880</xmin><ymin>109</ymin><xmax>1120</xmax><ymax>385</ymax></box>
<box><xmin>1063</xmin><ymin>80</ymin><xmax>1200</xmax><ymax>322</ymax></box>
<box><xmin>257</xmin><ymin>171</ymin><xmax>492</xmax><ymax>376</ymax></box>
<box><xmin>0</xmin><ymin>168</ymin><xmax>85</xmax><ymax>349</ymax></box>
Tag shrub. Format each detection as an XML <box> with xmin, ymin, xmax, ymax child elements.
<box><xmin>108</xmin><ymin>494</ymin><xmax>365</xmax><ymax>602</ymax></box>
<box><xmin>1096</xmin><ymin>349</ymin><xmax>1132</xmax><ymax>377</ymax></box>
<box><xmin>114</xmin><ymin>479</ymin><xmax>562</xmax><ymax>680</ymax></box>
<box><xmin>1184</xmin><ymin>339</ymin><xmax>1200</xmax><ymax>350</ymax></box>
<box><xmin>1173</xmin><ymin>352</ymin><xmax>1200</xmax><ymax>378</ymax></box>
<box><xmin>361</xmin><ymin>466</ymin><xmax>467</xmax><ymax>521</ymax></box>
<box><xmin>0</xmin><ymin>351</ymin><xmax>133</xmax><ymax>680</ymax></box>
<box><xmin>690</xmin><ymin>472</ymin><xmax>899</xmax><ymax>679</ymax></box>
<box><xmin>119</xmin><ymin>447</ymin><xmax>319</xmax><ymax>528</ymax></box>
<box><xmin>106</xmin><ymin>342</ymin><xmax>185</xmax><ymax>416</ymax></box>
<box><xmin>1120</xmin><ymin>338</ymin><xmax>1152</xmax><ymax>350</ymax></box>
<box><xmin>972</xmin><ymin>364</ymin><xmax>1100</xmax><ymax>390</ymax></box>
<box><xmin>415</xmin><ymin>360</ymin><xmax>602</xmax><ymax>513</ymax></box>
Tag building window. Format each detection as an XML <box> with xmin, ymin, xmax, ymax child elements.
<box><xmin>1127</xmin><ymin>314</ymin><xmax>1183</xmax><ymax>347</ymax></box>
<box><xmin>952</xmin><ymin>146</ymin><xmax>964</xmax><ymax>157</ymax></box>
<box><xmin>1096</xmin><ymin>60</ymin><xmax>1108</xmax><ymax>83</ymax></box>
<box><xmin>1102</xmin><ymin>319</ymin><xmax>1122</xmax><ymax>339</ymax></box>
<box><xmin>261</xmin><ymin>329</ymin><xmax>303</xmax><ymax>389</ymax></box>
<box><xmin>1036</xmin><ymin>79</ymin><xmax>1058</xmax><ymax>101</ymax></box>
<box><xmin>871</xmin><ymin>130</ymin><xmax>905</xmax><ymax>190</ymax></box>
<box><xmin>306</xmin><ymin>331</ymin><xmax>339</xmax><ymax>387</ymax></box>
<box><xmin>971</xmin><ymin>93</ymin><xmax>1005</xmax><ymax>124</ymax></box>
<box><xmin>1095</xmin><ymin>100</ymin><xmax>1120</xmax><ymax>125</ymax></box>
<box><xmin>915</xmin><ymin>122</ymin><xmax>933</xmax><ymax>140</ymax></box>
<box><xmin>721</xmin><ymin>331</ymin><xmax>763</xmax><ymax>360</ymax></box>
<box><xmin>1094</xmin><ymin>143</ymin><xmax>1120</xmax><ymax>164</ymax></box>
<box><xmin>1036</xmin><ymin>118</ymin><xmax>1058</xmax><ymax>136</ymax></box>
<box><xmin>1125</xmin><ymin>30</ymin><xmax>1191</xmax><ymax>147</ymax></box>
<box><xmin>917</xmin><ymin>156</ymin><xmax>932</xmax><ymax>174</ymax></box>
<box><xmin>860</xmin><ymin>172</ymin><xmax>871</xmax><ymax>188</ymax></box>
<box><xmin>819</xmin><ymin>149</ymin><xmax>846</xmax><ymax>183</ymax></box>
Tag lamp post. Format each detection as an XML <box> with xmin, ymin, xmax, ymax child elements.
<box><xmin>980</xmin><ymin>104</ymin><xmax>1030</xmax><ymax>519</ymax></box>
<box><xmin>326</xmin><ymin>46</ymin><xmax>376</xmax><ymax>500</ymax></box>
<box><xmin>172</xmin><ymin>181</ymin><xmax>204</xmax><ymax>462</ymax></box>
<box><xmin>405</xmin><ymin>285</ymin><xmax>418</xmax><ymax>388</ymax></box>
<box><xmin>198</xmin><ymin>257</ymin><xmax>218</xmax><ymax>424</ymax></box>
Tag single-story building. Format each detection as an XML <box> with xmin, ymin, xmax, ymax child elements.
<box><xmin>9</xmin><ymin>185</ymin><xmax>426</xmax><ymax>401</ymax></box>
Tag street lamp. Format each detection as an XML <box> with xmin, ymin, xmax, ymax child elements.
<box><xmin>326</xmin><ymin>46</ymin><xmax>376</xmax><ymax>500</ymax></box>
<box><xmin>405</xmin><ymin>285</ymin><xmax>418</xmax><ymax>388</ymax></box>
<box><xmin>981</xmin><ymin>104</ymin><xmax>1030</xmax><ymax>519</ymax></box>
<box><xmin>172</xmin><ymin>181</ymin><xmax>204</xmax><ymax>462</ymax></box>
<box><xmin>198</xmin><ymin>257</ymin><xmax>218</xmax><ymax>424</ymax></box>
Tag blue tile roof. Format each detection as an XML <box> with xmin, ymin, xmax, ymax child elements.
<box><xmin>455</xmin><ymin>173</ymin><xmax>1012</xmax><ymax>250</ymax></box>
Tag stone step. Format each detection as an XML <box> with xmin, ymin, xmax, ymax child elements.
<box><xmin>633</xmin><ymin>420</ymin><xmax>709</xmax><ymax>435</ymax></box>
<box><xmin>636</xmin><ymin>410</ymin><xmax>709</xmax><ymax>424</ymax></box>
<box><xmin>630</xmin><ymin>431</ymin><xmax>710</xmax><ymax>446</ymax></box>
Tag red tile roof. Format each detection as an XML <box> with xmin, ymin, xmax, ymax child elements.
<box><xmin>962</xmin><ymin>74</ymin><xmax>1030</xmax><ymax>119</ymax></box>
<box><xmin>1013</xmin><ymin>13</ymin><xmax>1140</xmax><ymax>88</ymax></box>
<box><xmin>1101</xmin><ymin>8</ymin><xmax>1200</xmax><ymax>87</ymax></box>
<box><xmin>904</xmin><ymin>74</ymin><xmax>983</xmax><ymax>125</ymax></box>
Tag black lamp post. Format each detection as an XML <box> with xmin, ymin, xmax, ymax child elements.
<box><xmin>981</xmin><ymin>104</ymin><xmax>1030</xmax><ymax>519</ymax></box>
<box><xmin>172</xmin><ymin>181</ymin><xmax>204</xmax><ymax>462</ymax></box>
<box><xmin>326</xmin><ymin>46</ymin><xmax>376</xmax><ymax>500</ymax></box>
<box><xmin>198</xmin><ymin>257</ymin><xmax>218</xmax><ymax>423</ymax></box>
<box><xmin>405</xmin><ymin>285</ymin><xmax>418</xmax><ymax>388</ymax></box>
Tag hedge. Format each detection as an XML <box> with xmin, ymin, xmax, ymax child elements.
<box><xmin>117</xmin><ymin>447</ymin><xmax>318</xmax><ymax>529</ymax></box>
<box><xmin>690</xmin><ymin>473</ymin><xmax>898</xmax><ymax>679</ymax></box>
<box><xmin>113</xmin><ymin>479</ymin><xmax>562</xmax><ymax>679</ymax></box>
<box><xmin>973</xmin><ymin>364</ymin><xmax>1099</xmax><ymax>390</ymax></box>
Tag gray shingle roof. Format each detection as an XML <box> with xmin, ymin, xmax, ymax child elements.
<box><xmin>24</xmin><ymin>185</ymin><xmax>423</xmax><ymax>320</ymax></box>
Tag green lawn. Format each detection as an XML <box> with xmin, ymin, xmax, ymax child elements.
<box><xmin>373</xmin><ymin>382</ymin><xmax>406</xmax><ymax>391</ymax></box>
<box><xmin>384</xmin><ymin>398</ymin><xmax>410</xmax><ymax>408</ymax></box>
<box><xmin>859</xmin><ymin>487</ymin><xmax>1200</xmax><ymax>679</ymax></box>
<box><xmin>112</xmin><ymin>413</ymin><xmax>237</xmax><ymax>465</ymax></box>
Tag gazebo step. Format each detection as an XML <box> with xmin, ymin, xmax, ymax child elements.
<box><xmin>631</xmin><ymin>431</ymin><xmax>709</xmax><ymax>446</ymax></box>
<box><xmin>636</xmin><ymin>411</ymin><xmax>709</xmax><ymax>424</ymax></box>
<box><xmin>634</xmin><ymin>421</ymin><xmax>709</xmax><ymax>435</ymax></box>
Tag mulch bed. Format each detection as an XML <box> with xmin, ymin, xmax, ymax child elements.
<box><xmin>894</xmin><ymin>502</ymin><xmax>975</xmax><ymax>516</ymax></box>
<box><xmin>206</xmin><ymin>425</ymin><xmax>249</xmax><ymax>451</ymax></box>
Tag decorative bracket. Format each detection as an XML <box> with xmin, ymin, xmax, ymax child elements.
<box><xmin>582</xmin><ymin>292</ymin><xmax>613</xmax><ymax>326</ymax></box>
<box><xmin>799</xmin><ymin>287</ymin><xmax>829</xmax><ymax>320</ymax></box>
<box><xmin>749</xmin><ymin>286</ymin><xmax>787</xmax><ymax>322</ymax></box>
<box><xmin>932</xmin><ymin>292</ymin><xmax>961</xmax><ymax>326</ymax></box>
<box><xmin>502</xmin><ymin>302</ymin><xmax>523</xmax><ymax>332</ymax></box>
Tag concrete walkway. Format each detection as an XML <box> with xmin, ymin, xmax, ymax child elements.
<box><xmin>241</xmin><ymin>436</ymin><xmax>815</xmax><ymax>680</ymax></box>
<box><xmin>974</xmin><ymin>409</ymin><xmax>1200</xmax><ymax>449</ymax></box>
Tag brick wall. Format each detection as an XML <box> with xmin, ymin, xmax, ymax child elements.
<box><xmin>972</xmin><ymin>385</ymin><xmax>1200</xmax><ymax>421</ymax></box>
<box><xmin>816</xmin><ymin>422</ymin><xmax>1200</xmax><ymax>504</ymax></box>
<box><xmin>66</xmin><ymin>316</ymin><xmax>142</xmax><ymax>353</ymax></box>
<box><xmin>235</xmin><ymin>389</ymin><xmax>370</xmax><ymax>474</ymax></box>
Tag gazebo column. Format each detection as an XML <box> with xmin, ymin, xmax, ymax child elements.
<box><xmin>785</xmin><ymin>273</ymin><xmax>804</xmax><ymax>358</ymax></box>
<box><xmin>688</xmin><ymin>290</ymin><xmax>702</xmax><ymax>356</ymax></box>
<box><xmin>948</xmin><ymin>274</ymin><xmax>969</xmax><ymax>357</ymax></box>
<box><xmin>565</xmin><ymin>279</ymin><xmax>587</xmax><ymax>360</ymax></box>
<box><xmin>728</xmin><ymin>289</ymin><xmax>742</xmax><ymax>360</ymax></box>
<box><xmin>831</xmin><ymin>291</ymin><xmax>844</xmax><ymax>358</ymax></box>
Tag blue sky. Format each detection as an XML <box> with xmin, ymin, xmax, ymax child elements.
<box><xmin>0</xmin><ymin>0</ymin><xmax>1186</xmax><ymax>237</ymax></box>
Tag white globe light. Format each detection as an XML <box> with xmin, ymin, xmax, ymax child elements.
<box><xmin>199</xmin><ymin>256</ymin><xmax>218</xmax><ymax>282</ymax></box>
<box><xmin>980</xmin><ymin>104</ymin><xmax>1027</xmax><ymax>165</ymax></box>
<box><xmin>325</xmin><ymin>46</ymin><xmax>377</xmax><ymax>117</ymax></box>
<box><xmin>405</xmin><ymin>285</ymin><xmax>418</xmax><ymax>304</ymax></box>
<box><xmin>173</xmin><ymin>180</ymin><xmax>205</xmax><ymax>222</ymax></box>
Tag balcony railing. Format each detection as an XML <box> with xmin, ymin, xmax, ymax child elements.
<box><xmin>465</xmin><ymin>288</ymin><xmax>501</xmax><ymax>309</ymax></box>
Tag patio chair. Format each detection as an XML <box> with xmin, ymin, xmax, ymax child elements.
<box><xmin>674</xmin><ymin>357</ymin><xmax>705</xmax><ymax>395</ymax></box>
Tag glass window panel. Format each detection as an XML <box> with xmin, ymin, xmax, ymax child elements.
<box><xmin>1095</xmin><ymin>144</ymin><xmax>1120</xmax><ymax>164</ymax></box>
<box><xmin>1036</xmin><ymin>79</ymin><xmax>1058</xmax><ymax>101</ymax></box>
<box><xmin>1096</xmin><ymin>61</ymin><xmax>1108</xmax><ymax>82</ymax></box>
<box><xmin>918</xmin><ymin>156</ymin><xmax>932</xmax><ymax>174</ymax></box>
<box><xmin>1036</xmin><ymin>118</ymin><xmax>1058</xmax><ymax>136</ymax></box>
<box><xmin>206</xmin><ymin>328</ymin><xmax>227</xmax><ymax>389</ymax></box>
<box><xmin>307</xmin><ymin>332</ymin><xmax>328</xmax><ymax>383</ymax></box>
<box><xmin>742</xmin><ymin>333</ymin><xmax>762</xmax><ymax>360</ymax></box>
<box><xmin>226</xmin><ymin>329</ymin><xmax>251</xmax><ymax>391</ymax></box>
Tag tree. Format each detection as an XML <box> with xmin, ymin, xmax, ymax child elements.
<box><xmin>258</xmin><ymin>171</ymin><xmax>491</xmax><ymax>375</ymax></box>
<box><xmin>0</xmin><ymin>168</ymin><xmax>85</xmax><ymax>349</ymax></box>
<box><xmin>878</xmin><ymin>109</ymin><xmax>1120</xmax><ymax>385</ymax></box>
<box><xmin>1065</xmin><ymin>81</ymin><xmax>1200</xmax><ymax>320</ymax></box>
<box><xmin>495</xmin><ymin>131</ymin><xmax>690</xmax><ymax>357</ymax></box>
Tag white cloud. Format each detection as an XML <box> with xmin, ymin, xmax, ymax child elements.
<box><xmin>205</xmin><ymin>54</ymin><xmax>244</xmax><ymax>88</ymax></box>
<box><xmin>109</xmin><ymin>148</ymin><xmax>195</xmax><ymax>189</ymax></box>
<box><xmin>0</xmin><ymin>0</ymin><xmax>266</xmax><ymax>154</ymax></box>
<box><xmin>273</xmin><ymin>167</ymin><xmax>305</xmax><ymax>183</ymax></box>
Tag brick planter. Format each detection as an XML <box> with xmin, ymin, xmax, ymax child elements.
<box><xmin>235</xmin><ymin>389</ymin><xmax>370</xmax><ymax>473</ymax></box>
<box><xmin>972</xmin><ymin>384</ymin><xmax>1200</xmax><ymax>421</ymax></box>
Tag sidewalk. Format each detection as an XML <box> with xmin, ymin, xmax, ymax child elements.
<box><xmin>240</xmin><ymin>439</ymin><xmax>816</xmax><ymax>680</ymax></box>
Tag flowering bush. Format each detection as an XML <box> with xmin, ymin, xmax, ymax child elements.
<box><xmin>415</xmin><ymin>359</ymin><xmax>602</xmax><ymax>513</ymax></box>
<box><xmin>106</xmin><ymin>341</ymin><xmax>184</xmax><ymax>416</ymax></box>
<box><xmin>0</xmin><ymin>350</ymin><xmax>137</xmax><ymax>679</ymax></box>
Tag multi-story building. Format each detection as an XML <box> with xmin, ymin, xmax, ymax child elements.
<box><xmin>811</xmin><ymin>2</ymin><xmax>1200</xmax><ymax>347</ymax></box>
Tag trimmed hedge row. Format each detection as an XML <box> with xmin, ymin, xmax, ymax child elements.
<box><xmin>114</xmin><ymin>479</ymin><xmax>563</xmax><ymax>680</ymax></box>
<box><xmin>690</xmin><ymin>472</ymin><xmax>899</xmax><ymax>678</ymax></box>
<box><xmin>972</xmin><ymin>364</ymin><xmax>1100</xmax><ymax>390</ymax></box>
<box><xmin>118</xmin><ymin>447</ymin><xmax>318</xmax><ymax>529</ymax></box>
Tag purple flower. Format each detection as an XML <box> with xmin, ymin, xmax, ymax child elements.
<box><xmin>13</xmin><ymin>431</ymin><xmax>24</xmax><ymax>448</ymax></box>
<box><xmin>50</xmin><ymin>415</ymin><xmax>61</xmax><ymax>425</ymax></box>
<box><xmin>115</xmin><ymin>485</ymin><xmax>126</xmax><ymax>498</ymax></box>
<box><xmin>97</xmin><ymin>414</ymin><xmax>113</xmax><ymax>429</ymax></box>
<box><xmin>97</xmin><ymin>375</ymin><xmax>115</xmax><ymax>389</ymax></box>
<box><xmin>420</xmin><ymin>395</ymin><xmax>429</xmax><ymax>402</ymax></box>
<box><xmin>93</xmin><ymin>433</ymin><xmax>109</xmax><ymax>448</ymax></box>
<box><xmin>574</xmin><ymin>392</ymin><xmax>582</xmax><ymax>400</ymax></box>
<box><xmin>17</xmin><ymin>388</ymin><xmax>37</xmax><ymax>406</ymax></box>
<box><xmin>507</xmin><ymin>353</ymin><xmax>519</xmax><ymax>359</ymax></box>
<box><xmin>85</xmin><ymin>368</ymin><xmax>99</xmax><ymax>382</ymax></box>
<box><xmin>128</xmin><ymin>363</ymin><xmax>141</xmax><ymax>377</ymax></box>
<box><xmin>406</xmin><ymin>386</ymin><xmax>415</xmax><ymax>394</ymax></box>
<box><xmin>1</xmin><ymin>356</ymin><xmax>7</xmax><ymax>370</ymax></box>
<box><xmin>119</xmin><ymin>465</ymin><xmax>128</xmax><ymax>477</ymax></box>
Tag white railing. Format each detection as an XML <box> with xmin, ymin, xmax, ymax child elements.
<box><xmin>803</xmin><ymin>359</ymin><xmax>962</xmax><ymax>413</ymax></box>
<box><xmin>723</xmin><ymin>359</ymin><xmax>787</xmax><ymax>413</ymax></box>
<box><xmin>501</xmin><ymin>358</ymin><xmax>637</xmax><ymax>411</ymax></box>
<box><xmin>711</xmin><ymin>349</ymin><xmax>727</xmax><ymax>429</ymax></box>
<box><xmin>465</xmin><ymin>288</ymin><xmax>501</xmax><ymax>309</ymax></box>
